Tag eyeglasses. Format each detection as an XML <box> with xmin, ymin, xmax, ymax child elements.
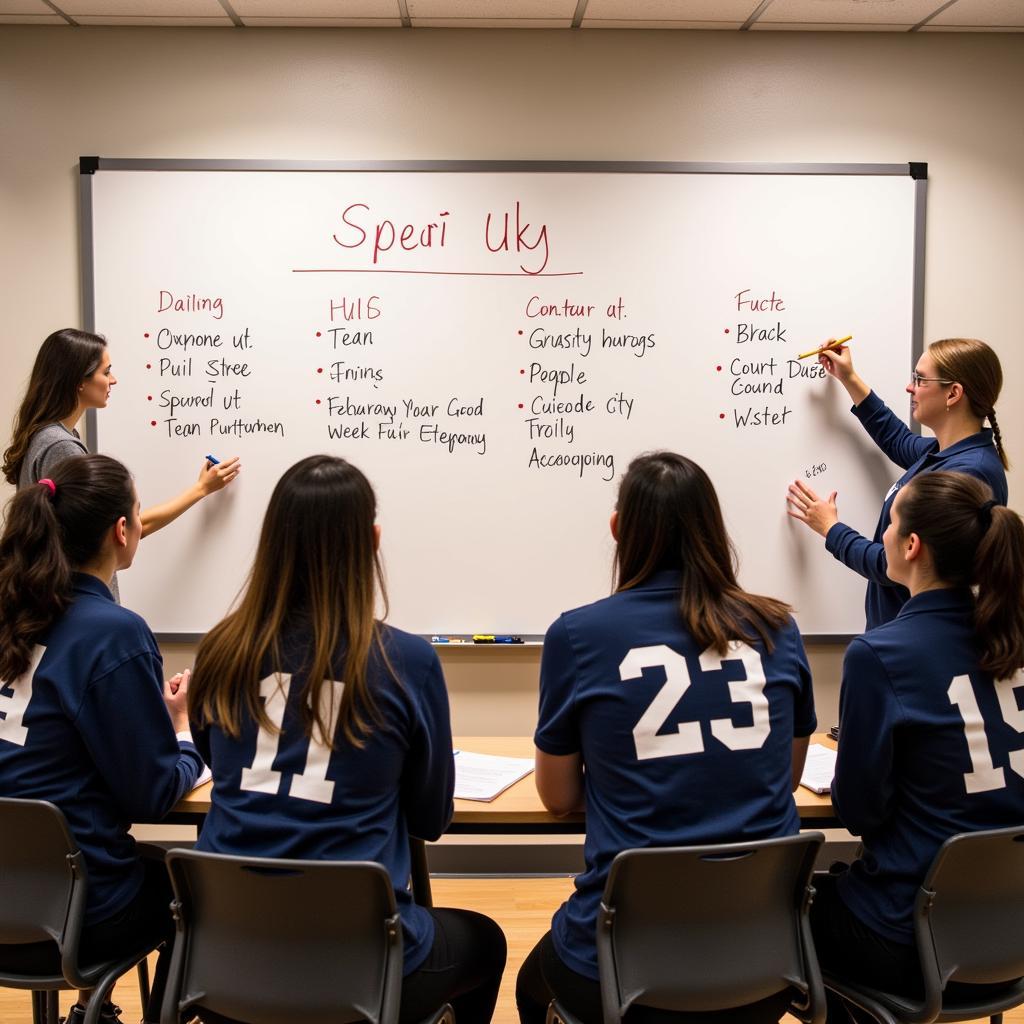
<box><xmin>910</xmin><ymin>372</ymin><xmax>954</xmax><ymax>388</ymax></box>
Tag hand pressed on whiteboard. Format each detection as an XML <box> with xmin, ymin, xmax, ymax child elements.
<box><xmin>787</xmin><ymin>479</ymin><xmax>839</xmax><ymax>538</ymax></box>
<box><xmin>197</xmin><ymin>455</ymin><xmax>241</xmax><ymax>495</ymax></box>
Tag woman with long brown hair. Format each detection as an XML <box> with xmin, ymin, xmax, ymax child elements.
<box><xmin>189</xmin><ymin>454</ymin><xmax>506</xmax><ymax>1024</ymax></box>
<box><xmin>787</xmin><ymin>337</ymin><xmax>1007</xmax><ymax>629</ymax></box>
<box><xmin>0</xmin><ymin>455</ymin><xmax>203</xmax><ymax>1024</ymax></box>
<box><xmin>516</xmin><ymin>451</ymin><xmax>817</xmax><ymax>1024</ymax></box>
<box><xmin>3</xmin><ymin>329</ymin><xmax>240</xmax><ymax>598</ymax></box>
<box><xmin>811</xmin><ymin>470</ymin><xmax>1024</xmax><ymax>1017</ymax></box>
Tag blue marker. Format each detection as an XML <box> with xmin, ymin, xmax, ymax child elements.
<box><xmin>494</xmin><ymin>635</ymin><xmax>524</xmax><ymax>644</ymax></box>
<box><xmin>205</xmin><ymin>453</ymin><xmax>221</xmax><ymax>465</ymax></box>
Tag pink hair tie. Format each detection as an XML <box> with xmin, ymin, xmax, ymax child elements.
<box><xmin>38</xmin><ymin>478</ymin><xmax>56</xmax><ymax>497</ymax></box>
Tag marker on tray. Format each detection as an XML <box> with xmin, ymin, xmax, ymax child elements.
<box><xmin>431</xmin><ymin>636</ymin><xmax>470</xmax><ymax>644</ymax></box>
<box><xmin>472</xmin><ymin>634</ymin><xmax>524</xmax><ymax>644</ymax></box>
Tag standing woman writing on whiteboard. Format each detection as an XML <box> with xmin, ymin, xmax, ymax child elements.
<box><xmin>188</xmin><ymin>455</ymin><xmax>506</xmax><ymax>1024</ymax></box>
<box><xmin>516</xmin><ymin>452</ymin><xmax>816</xmax><ymax>1024</ymax></box>
<box><xmin>2</xmin><ymin>329</ymin><xmax>240</xmax><ymax>595</ymax></box>
<box><xmin>786</xmin><ymin>337</ymin><xmax>1007</xmax><ymax>629</ymax></box>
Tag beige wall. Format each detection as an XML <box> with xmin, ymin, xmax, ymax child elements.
<box><xmin>2</xmin><ymin>26</ymin><xmax>1022</xmax><ymax>731</ymax></box>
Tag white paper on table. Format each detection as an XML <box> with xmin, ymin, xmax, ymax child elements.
<box><xmin>191</xmin><ymin>765</ymin><xmax>213</xmax><ymax>791</ymax></box>
<box><xmin>799</xmin><ymin>743</ymin><xmax>837</xmax><ymax>795</ymax></box>
<box><xmin>453</xmin><ymin>751</ymin><xmax>535</xmax><ymax>802</ymax></box>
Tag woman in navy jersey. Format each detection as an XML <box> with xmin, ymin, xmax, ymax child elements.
<box><xmin>188</xmin><ymin>455</ymin><xmax>506</xmax><ymax>1024</ymax></box>
<box><xmin>516</xmin><ymin>451</ymin><xmax>817</xmax><ymax>1024</ymax></box>
<box><xmin>811</xmin><ymin>470</ymin><xmax>1024</xmax><ymax>1016</ymax></box>
<box><xmin>787</xmin><ymin>337</ymin><xmax>1007</xmax><ymax>629</ymax></box>
<box><xmin>0</xmin><ymin>455</ymin><xmax>204</xmax><ymax>1024</ymax></box>
<box><xmin>3</xmin><ymin>329</ymin><xmax>240</xmax><ymax>565</ymax></box>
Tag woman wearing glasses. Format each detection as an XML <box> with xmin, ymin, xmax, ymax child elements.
<box><xmin>786</xmin><ymin>338</ymin><xmax>1007</xmax><ymax>628</ymax></box>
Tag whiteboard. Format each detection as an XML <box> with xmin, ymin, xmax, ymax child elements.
<box><xmin>82</xmin><ymin>160</ymin><xmax>926</xmax><ymax>640</ymax></box>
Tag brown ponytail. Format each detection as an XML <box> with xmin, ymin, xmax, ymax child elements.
<box><xmin>929</xmin><ymin>338</ymin><xmax>1008</xmax><ymax>470</ymax></box>
<box><xmin>0</xmin><ymin>454</ymin><xmax>134</xmax><ymax>682</ymax></box>
<box><xmin>897</xmin><ymin>472</ymin><xmax>1024</xmax><ymax>680</ymax></box>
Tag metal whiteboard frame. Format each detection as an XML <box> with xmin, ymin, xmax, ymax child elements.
<box><xmin>79</xmin><ymin>158</ymin><xmax>928</xmax><ymax>644</ymax></box>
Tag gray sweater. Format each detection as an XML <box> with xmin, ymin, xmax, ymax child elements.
<box><xmin>18</xmin><ymin>422</ymin><xmax>120</xmax><ymax>603</ymax></box>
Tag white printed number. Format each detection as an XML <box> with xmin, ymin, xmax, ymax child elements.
<box><xmin>0</xmin><ymin>646</ymin><xmax>46</xmax><ymax>747</ymax></box>
<box><xmin>620</xmin><ymin>642</ymin><xmax>770</xmax><ymax>761</ymax></box>
<box><xmin>948</xmin><ymin>672</ymin><xmax>1024</xmax><ymax>794</ymax></box>
<box><xmin>239</xmin><ymin>674</ymin><xmax>344</xmax><ymax>804</ymax></box>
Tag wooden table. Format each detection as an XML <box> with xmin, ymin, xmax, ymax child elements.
<box><xmin>174</xmin><ymin>733</ymin><xmax>837</xmax><ymax>829</ymax></box>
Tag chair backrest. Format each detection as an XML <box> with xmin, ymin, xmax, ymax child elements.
<box><xmin>0</xmin><ymin>798</ymin><xmax>85</xmax><ymax>949</ymax></box>
<box><xmin>916</xmin><ymin>825</ymin><xmax>1024</xmax><ymax>991</ymax></box>
<box><xmin>162</xmin><ymin>850</ymin><xmax>404</xmax><ymax>1024</ymax></box>
<box><xmin>597</xmin><ymin>832</ymin><xmax>824</xmax><ymax>1024</ymax></box>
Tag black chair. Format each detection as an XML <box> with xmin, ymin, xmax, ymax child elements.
<box><xmin>0</xmin><ymin>798</ymin><xmax>154</xmax><ymax>1024</ymax></box>
<box><xmin>549</xmin><ymin>831</ymin><xmax>825</xmax><ymax>1024</ymax></box>
<box><xmin>161</xmin><ymin>849</ymin><xmax>453</xmax><ymax>1024</ymax></box>
<box><xmin>823</xmin><ymin>825</ymin><xmax>1024</xmax><ymax>1024</ymax></box>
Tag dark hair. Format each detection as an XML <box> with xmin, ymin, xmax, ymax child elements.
<box><xmin>190</xmin><ymin>455</ymin><xmax>391</xmax><ymax>748</ymax></box>
<box><xmin>0</xmin><ymin>454</ymin><xmax>134</xmax><ymax>682</ymax></box>
<box><xmin>929</xmin><ymin>338</ymin><xmax>1008</xmax><ymax>470</ymax></box>
<box><xmin>897</xmin><ymin>471</ymin><xmax>1024</xmax><ymax>680</ymax></box>
<box><xmin>614</xmin><ymin>451</ymin><xmax>791</xmax><ymax>655</ymax></box>
<box><xmin>3</xmin><ymin>329</ymin><xmax>107</xmax><ymax>485</ymax></box>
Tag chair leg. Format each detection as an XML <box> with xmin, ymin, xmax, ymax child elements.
<box><xmin>31</xmin><ymin>991</ymin><xmax>45</xmax><ymax>1024</ymax></box>
<box><xmin>137</xmin><ymin>956</ymin><xmax>151</xmax><ymax>1009</ymax></box>
<box><xmin>45</xmin><ymin>990</ymin><xmax>60</xmax><ymax>1024</ymax></box>
<box><xmin>990</xmin><ymin>1015</ymin><xmax>1003</xmax><ymax>1024</ymax></box>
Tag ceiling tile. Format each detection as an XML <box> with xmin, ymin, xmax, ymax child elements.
<box><xmin>411</xmin><ymin>16</ymin><xmax>571</xmax><ymax>24</ymax></box>
<box><xmin>927</xmin><ymin>0</ymin><xmax>1024</xmax><ymax>26</ymax></box>
<box><xmin>0</xmin><ymin>0</ymin><xmax>50</xmax><ymax>11</ymax></box>
<box><xmin>760</xmin><ymin>0</ymin><xmax>943</xmax><ymax>23</ymax></box>
<box><xmin>585</xmin><ymin>0</ymin><xmax>759</xmax><ymax>19</ymax></box>
<box><xmin>59</xmin><ymin>0</ymin><xmax>224</xmax><ymax>13</ymax></box>
<box><xmin>0</xmin><ymin>12</ymin><xmax>67</xmax><ymax>19</ymax></box>
<box><xmin>232</xmin><ymin>0</ymin><xmax>400</xmax><ymax>15</ymax></box>
<box><xmin>409</xmin><ymin>0</ymin><xmax>575</xmax><ymax>16</ymax></box>
<box><xmin>751</xmin><ymin>20</ymin><xmax>914</xmax><ymax>29</ymax></box>
<box><xmin>243</xmin><ymin>14</ymin><xmax>401</xmax><ymax>22</ymax></box>
<box><xmin>585</xmin><ymin>19</ymin><xmax>747</xmax><ymax>27</ymax></box>
<box><xmin>920</xmin><ymin>22</ymin><xmax>1024</xmax><ymax>29</ymax></box>
<box><xmin>73</xmin><ymin>13</ymin><xmax>233</xmax><ymax>21</ymax></box>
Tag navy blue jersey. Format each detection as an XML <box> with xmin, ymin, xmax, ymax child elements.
<box><xmin>0</xmin><ymin>574</ymin><xmax>202</xmax><ymax>923</ymax></box>
<box><xmin>834</xmin><ymin>588</ymin><xmax>1024</xmax><ymax>944</ymax></box>
<box><xmin>535</xmin><ymin>570</ymin><xmax>817</xmax><ymax>979</ymax></box>
<box><xmin>825</xmin><ymin>391</ymin><xmax>1007</xmax><ymax>630</ymax></box>
<box><xmin>192</xmin><ymin>623</ymin><xmax>454</xmax><ymax>975</ymax></box>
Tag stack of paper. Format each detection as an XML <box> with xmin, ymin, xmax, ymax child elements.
<box><xmin>453</xmin><ymin>750</ymin><xmax>535</xmax><ymax>802</ymax></box>
<box><xmin>799</xmin><ymin>743</ymin><xmax>837</xmax><ymax>795</ymax></box>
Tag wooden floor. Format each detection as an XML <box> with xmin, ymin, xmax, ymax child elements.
<box><xmin>3</xmin><ymin>875</ymin><xmax>1022</xmax><ymax>1024</ymax></box>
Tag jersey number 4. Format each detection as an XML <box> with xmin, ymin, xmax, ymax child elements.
<box><xmin>620</xmin><ymin>642</ymin><xmax>770</xmax><ymax>761</ymax></box>
<box><xmin>948</xmin><ymin>673</ymin><xmax>1024</xmax><ymax>794</ymax></box>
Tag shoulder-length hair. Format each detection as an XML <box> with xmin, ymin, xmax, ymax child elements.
<box><xmin>614</xmin><ymin>451</ymin><xmax>791</xmax><ymax>654</ymax></box>
<box><xmin>189</xmin><ymin>455</ymin><xmax>391</xmax><ymax>747</ymax></box>
<box><xmin>3</xmin><ymin>329</ymin><xmax>107</xmax><ymax>485</ymax></box>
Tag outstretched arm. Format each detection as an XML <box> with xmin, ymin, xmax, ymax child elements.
<box><xmin>141</xmin><ymin>456</ymin><xmax>240</xmax><ymax>537</ymax></box>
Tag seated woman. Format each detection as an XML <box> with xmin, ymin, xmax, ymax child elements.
<box><xmin>516</xmin><ymin>451</ymin><xmax>817</xmax><ymax>1024</ymax></box>
<box><xmin>811</xmin><ymin>470</ymin><xmax>1024</xmax><ymax>1014</ymax></box>
<box><xmin>0</xmin><ymin>455</ymin><xmax>203</xmax><ymax>1024</ymax></box>
<box><xmin>188</xmin><ymin>454</ymin><xmax>506</xmax><ymax>1024</ymax></box>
